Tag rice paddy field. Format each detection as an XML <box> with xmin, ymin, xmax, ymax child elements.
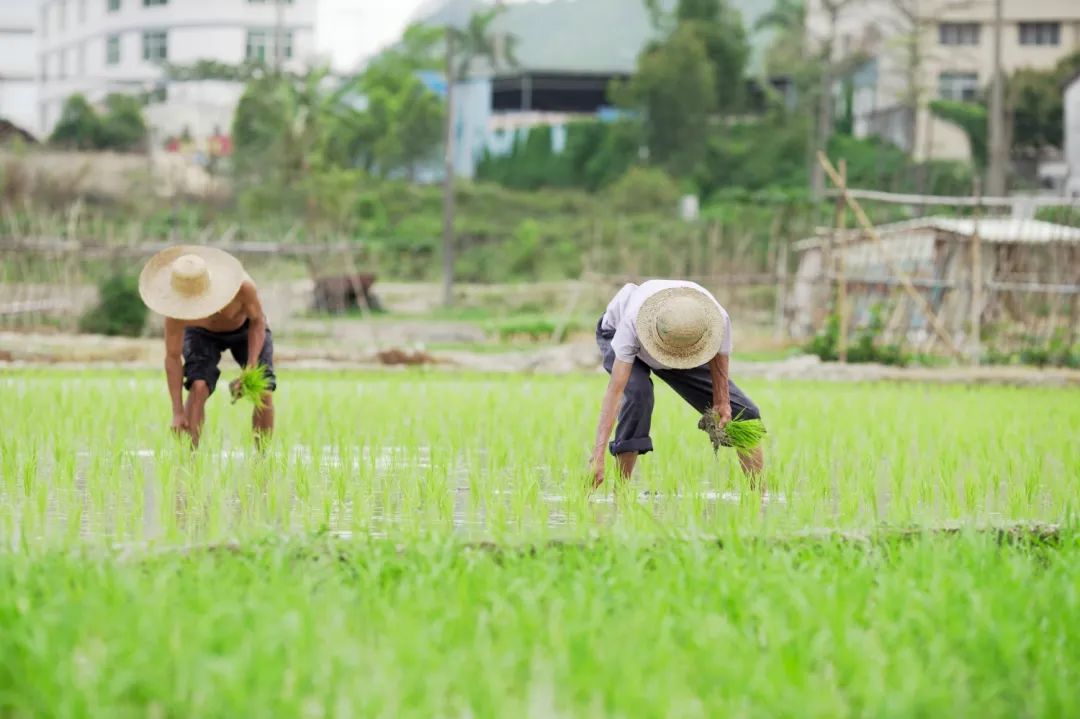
<box><xmin>1</xmin><ymin>368</ymin><xmax>1079</xmax><ymax>717</ymax></box>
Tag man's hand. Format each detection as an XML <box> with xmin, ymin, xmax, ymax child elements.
<box><xmin>589</xmin><ymin>453</ymin><xmax>605</xmax><ymax>489</ymax></box>
<box><xmin>698</xmin><ymin>404</ymin><xmax>734</xmax><ymax>452</ymax></box>
<box><xmin>228</xmin><ymin>376</ymin><xmax>243</xmax><ymax>404</ymax></box>
<box><xmin>171</xmin><ymin>412</ymin><xmax>188</xmax><ymax>434</ymax></box>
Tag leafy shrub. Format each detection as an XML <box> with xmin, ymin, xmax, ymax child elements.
<box><xmin>805</xmin><ymin>308</ymin><xmax>908</xmax><ymax>366</ymax></box>
<box><xmin>49</xmin><ymin>93</ymin><xmax>147</xmax><ymax>152</ymax></box>
<box><xmin>606</xmin><ymin>167</ymin><xmax>681</xmax><ymax>216</ymax></box>
<box><xmin>79</xmin><ymin>273</ymin><xmax>147</xmax><ymax>337</ymax></box>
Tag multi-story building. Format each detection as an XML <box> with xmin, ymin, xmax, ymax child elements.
<box><xmin>0</xmin><ymin>0</ymin><xmax>39</xmax><ymax>136</ymax></box>
<box><xmin>1065</xmin><ymin>71</ymin><xmax>1080</xmax><ymax>195</ymax></box>
<box><xmin>36</xmin><ymin>0</ymin><xmax>317</xmax><ymax>141</ymax></box>
<box><xmin>807</xmin><ymin>0</ymin><xmax>1080</xmax><ymax>163</ymax></box>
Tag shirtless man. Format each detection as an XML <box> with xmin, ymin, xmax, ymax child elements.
<box><xmin>138</xmin><ymin>246</ymin><xmax>276</xmax><ymax>447</ymax></box>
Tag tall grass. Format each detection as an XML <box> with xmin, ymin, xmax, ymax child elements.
<box><xmin>0</xmin><ymin>369</ymin><xmax>1077</xmax><ymax>714</ymax></box>
<box><xmin>0</xmin><ymin>537</ymin><xmax>1078</xmax><ymax>717</ymax></box>
<box><xmin>0</xmin><ymin>370</ymin><xmax>1077</xmax><ymax>547</ymax></box>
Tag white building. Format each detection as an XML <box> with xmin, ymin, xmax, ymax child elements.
<box><xmin>0</xmin><ymin>0</ymin><xmax>39</xmax><ymax>136</ymax></box>
<box><xmin>1066</xmin><ymin>72</ymin><xmax>1080</xmax><ymax>197</ymax></box>
<box><xmin>36</xmin><ymin>0</ymin><xmax>317</xmax><ymax>141</ymax></box>
<box><xmin>808</xmin><ymin>0</ymin><xmax>1080</xmax><ymax>162</ymax></box>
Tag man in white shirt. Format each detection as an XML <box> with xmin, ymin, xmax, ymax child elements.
<box><xmin>589</xmin><ymin>280</ymin><xmax>764</xmax><ymax>487</ymax></box>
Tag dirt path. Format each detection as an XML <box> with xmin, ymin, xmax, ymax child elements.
<box><xmin>3</xmin><ymin>331</ymin><xmax>1078</xmax><ymax>386</ymax></box>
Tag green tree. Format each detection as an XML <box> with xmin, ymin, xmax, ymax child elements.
<box><xmin>97</xmin><ymin>94</ymin><xmax>147</xmax><ymax>151</ymax></box>
<box><xmin>1007</xmin><ymin>50</ymin><xmax>1080</xmax><ymax>156</ymax></box>
<box><xmin>440</xmin><ymin>7</ymin><xmax>517</xmax><ymax>306</ymax></box>
<box><xmin>618</xmin><ymin>23</ymin><xmax>716</xmax><ymax>176</ymax></box>
<box><xmin>232</xmin><ymin>67</ymin><xmax>364</xmax><ymax>184</ymax></box>
<box><xmin>672</xmin><ymin>0</ymin><xmax>750</xmax><ymax>111</ymax></box>
<box><xmin>353</xmin><ymin>25</ymin><xmax>446</xmax><ymax>179</ymax></box>
<box><xmin>49</xmin><ymin>95</ymin><xmax>101</xmax><ymax>150</ymax></box>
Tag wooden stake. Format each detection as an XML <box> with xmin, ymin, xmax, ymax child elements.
<box><xmin>774</xmin><ymin>229</ymin><xmax>789</xmax><ymax>341</ymax></box>
<box><xmin>970</xmin><ymin>178</ymin><xmax>983</xmax><ymax>363</ymax></box>
<box><xmin>834</xmin><ymin>159</ymin><xmax>849</xmax><ymax>362</ymax></box>
<box><xmin>818</xmin><ymin>153</ymin><xmax>966</xmax><ymax>360</ymax></box>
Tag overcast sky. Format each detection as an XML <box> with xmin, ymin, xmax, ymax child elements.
<box><xmin>316</xmin><ymin>0</ymin><xmax>429</xmax><ymax>71</ymax></box>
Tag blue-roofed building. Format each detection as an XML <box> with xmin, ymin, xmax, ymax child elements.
<box><xmin>415</xmin><ymin>0</ymin><xmax>780</xmax><ymax>178</ymax></box>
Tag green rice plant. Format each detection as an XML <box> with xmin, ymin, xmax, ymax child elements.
<box><xmin>699</xmin><ymin>409</ymin><xmax>768</xmax><ymax>452</ymax></box>
<box><xmin>230</xmin><ymin>364</ymin><xmax>271</xmax><ymax>409</ymax></box>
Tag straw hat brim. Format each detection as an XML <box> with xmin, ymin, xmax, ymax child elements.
<box><xmin>636</xmin><ymin>287</ymin><xmax>726</xmax><ymax>369</ymax></box>
<box><xmin>138</xmin><ymin>245</ymin><xmax>245</xmax><ymax>320</ymax></box>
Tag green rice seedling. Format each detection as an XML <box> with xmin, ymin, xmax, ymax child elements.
<box><xmin>230</xmin><ymin>364</ymin><xmax>271</xmax><ymax>409</ymax></box>
<box><xmin>699</xmin><ymin>409</ymin><xmax>767</xmax><ymax>452</ymax></box>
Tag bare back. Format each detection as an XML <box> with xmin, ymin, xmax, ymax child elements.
<box><xmin>163</xmin><ymin>278</ymin><xmax>263</xmax><ymax>354</ymax></box>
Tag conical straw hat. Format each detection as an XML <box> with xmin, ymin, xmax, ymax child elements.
<box><xmin>636</xmin><ymin>287</ymin><xmax>726</xmax><ymax>369</ymax></box>
<box><xmin>138</xmin><ymin>245</ymin><xmax>245</xmax><ymax>320</ymax></box>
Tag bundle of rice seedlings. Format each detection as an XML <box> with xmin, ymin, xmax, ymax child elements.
<box><xmin>231</xmin><ymin>365</ymin><xmax>270</xmax><ymax>409</ymax></box>
<box><xmin>698</xmin><ymin>409</ymin><xmax>767</xmax><ymax>453</ymax></box>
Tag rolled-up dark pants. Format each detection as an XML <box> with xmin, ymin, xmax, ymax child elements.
<box><xmin>597</xmin><ymin>319</ymin><xmax>762</xmax><ymax>456</ymax></box>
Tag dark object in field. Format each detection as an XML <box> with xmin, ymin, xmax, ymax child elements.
<box><xmin>312</xmin><ymin>274</ymin><xmax>382</xmax><ymax>314</ymax></box>
<box><xmin>377</xmin><ymin>349</ymin><xmax>437</xmax><ymax>366</ymax></box>
<box><xmin>698</xmin><ymin>409</ymin><xmax>767</xmax><ymax>452</ymax></box>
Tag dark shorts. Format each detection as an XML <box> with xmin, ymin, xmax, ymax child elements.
<box><xmin>596</xmin><ymin>318</ymin><xmax>761</xmax><ymax>456</ymax></box>
<box><xmin>183</xmin><ymin>320</ymin><xmax>277</xmax><ymax>396</ymax></box>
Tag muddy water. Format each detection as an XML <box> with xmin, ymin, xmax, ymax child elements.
<box><xmin>5</xmin><ymin>445</ymin><xmax>788</xmax><ymax>547</ymax></box>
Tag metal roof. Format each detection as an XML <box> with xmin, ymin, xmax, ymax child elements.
<box><xmin>795</xmin><ymin>216</ymin><xmax>1080</xmax><ymax>251</ymax></box>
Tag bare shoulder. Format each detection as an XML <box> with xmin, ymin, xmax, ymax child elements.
<box><xmin>239</xmin><ymin>278</ymin><xmax>260</xmax><ymax>301</ymax></box>
<box><xmin>163</xmin><ymin>316</ymin><xmax>188</xmax><ymax>332</ymax></box>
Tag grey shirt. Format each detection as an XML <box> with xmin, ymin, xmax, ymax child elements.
<box><xmin>600</xmin><ymin>280</ymin><xmax>733</xmax><ymax>370</ymax></box>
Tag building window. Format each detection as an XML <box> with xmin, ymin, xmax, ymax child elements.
<box><xmin>939</xmin><ymin>71</ymin><xmax>979</xmax><ymax>102</ymax></box>
<box><xmin>1018</xmin><ymin>22</ymin><xmax>1060</xmax><ymax>46</ymax></box>
<box><xmin>143</xmin><ymin>31</ymin><xmax>168</xmax><ymax>61</ymax></box>
<box><xmin>143</xmin><ymin>0</ymin><xmax>168</xmax><ymax>6</ymax></box>
<box><xmin>107</xmin><ymin>34</ymin><xmax>121</xmax><ymax>65</ymax></box>
<box><xmin>939</xmin><ymin>22</ymin><xmax>980</xmax><ymax>46</ymax></box>
<box><xmin>77</xmin><ymin>42</ymin><xmax>86</xmax><ymax>75</ymax></box>
<box><xmin>246</xmin><ymin>29</ymin><xmax>294</xmax><ymax>62</ymax></box>
<box><xmin>40</xmin><ymin>56</ymin><xmax>48</xmax><ymax>82</ymax></box>
<box><xmin>78</xmin><ymin>0</ymin><xmax>86</xmax><ymax>23</ymax></box>
<box><xmin>59</xmin><ymin>51</ymin><xmax>67</xmax><ymax>80</ymax></box>
<box><xmin>108</xmin><ymin>0</ymin><xmax>121</xmax><ymax>12</ymax></box>
<box><xmin>41</xmin><ymin>7</ymin><xmax>48</xmax><ymax>37</ymax></box>
<box><xmin>58</xmin><ymin>0</ymin><xmax>67</xmax><ymax>30</ymax></box>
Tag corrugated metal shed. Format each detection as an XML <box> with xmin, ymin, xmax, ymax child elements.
<box><xmin>795</xmin><ymin>216</ymin><xmax>1080</xmax><ymax>252</ymax></box>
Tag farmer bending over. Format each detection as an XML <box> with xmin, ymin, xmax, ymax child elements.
<box><xmin>139</xmin><ymin>245</ymin><xmax>276</xmax><ymax>448</ymax></box>
<box><xmin>589</xmin><ymin>281</ymin><xmax>764</xmax><ymax>487</ymax></box>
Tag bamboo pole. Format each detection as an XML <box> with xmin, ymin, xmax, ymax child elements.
<box><xmin>774</xmin><ymin>232</ymin><xmax>789</xmax><ymax>341</ymax></box>
<box><xmin>818</xmin><ymin>153</ymin><xmax>966</xmax><ymax>360</ymax></box>
<box><xmin>833</xmin><ymin>159</ymin><xmax>848</xmax><ymax>362</ymax></box>
<box><xmin>970</xmin><ymin>178</ymin><xmax>983</xmax><ymax>363</ymax></box>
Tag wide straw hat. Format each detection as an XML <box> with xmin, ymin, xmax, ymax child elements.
<box><xmin>636</xmin><ymin>287</ymin><xmax>726</xmax><ymax>369</ymax></box>
<box><xmin>138</xmin><ymin>245</ymin><xmax>245</xmax><ymax>320</ymax></box>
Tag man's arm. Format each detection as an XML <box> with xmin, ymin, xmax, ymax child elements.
<box><xmin>708</xmin><ymin>353</ymin><xmax>732</xmax><ymax>425</ymax></box>
<box><xmin>164</xmin><ymin>318</ymin><xmax>186</xmax><ymax>430</ymax></box>
<box><xmin>240</xmin><ymin>282</ymin><xmax>267</xmax><ymax>369</ymax></box>
<box><xmin>589</xmin><ymin>359</ymin><xmax>632</xmax><ymax>487</ymax></box>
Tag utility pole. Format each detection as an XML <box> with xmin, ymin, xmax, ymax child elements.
<box><xmin>987</xmin><ymin>0</ymin><xmax>1006</xmax><ymax>196</ymax></box>
<box><xmin>273</xmin><ymin>0</ymin><xmax>285</xmax><ymax>73</ymax></box>
<box><xmin>441</xmin><ymin>29</ymin><xmax>456</xmax><ymax>308</ymax></box>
